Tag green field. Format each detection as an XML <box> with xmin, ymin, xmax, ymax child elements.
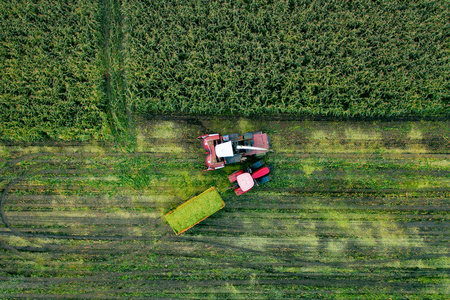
<box><xmin>124</xmin><ymin>0</ymin><xmax>450</xmax><ymax>117</ymax></box>
<box><xmin>1</xmin><ymin>0</ymin><xmax>449</xmax><ymax>141</ymax></box>
<box><xmin>1</xmin><ymin>118</ymin><xmax>449</xmax><ymax>298</ymax></box>
<box><xmin>0</xmin><ymin>0</ymin><xmax>108</xmax><ymax>141</ymax></box>
<box><xmin>1</xmin><ymin>0</ymin><xmax>449</xmax><ymax>298</ymax></box>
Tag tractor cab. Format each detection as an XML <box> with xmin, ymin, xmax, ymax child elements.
<box><xmin>215</xmin><ymin>141</ymin><xmax>235</xmax><ymax>158</ymax></box>
<box><xmin>236</xmin><ymin>173</ymin><xmax>254</xmax><ymax>193</ymax></box>
<box><xmin>215</xmin><ymin>141</ymin><xmax>244</xmax><ymax>164</ymax></box>
<box><xmin>228</xmin><ymin>160</ymin><xmax>272</xmax><ymax>195</ymax></box>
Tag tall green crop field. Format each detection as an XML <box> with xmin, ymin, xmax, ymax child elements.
<box><xmin>0</xmin><ymin>0</ymin><xmax>108</xmax><ymax>141</ymax></box>
<box><xmin>1</xmin><ymin>0</ymin><xmax>448</xmax><ymax>142</ymax></box>
<box><xmin>123</xmin><ymin>0</ymin><xmax>449</xmax><ymax>117</ymax></box>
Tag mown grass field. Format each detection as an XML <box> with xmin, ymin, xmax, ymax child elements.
<box><xmin>1</xmin><ymin>118</ymin><xmax>449</xmax><ymax>299</ymax></box>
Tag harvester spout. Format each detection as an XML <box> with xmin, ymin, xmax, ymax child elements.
<box><xmin>236</xmin><ymin>145</ymin><xmax>271</xmax><ymax>152</ymax></box>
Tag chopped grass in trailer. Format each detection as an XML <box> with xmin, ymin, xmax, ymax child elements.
<box><xmin>164</xmin><ymin>187</ymin><xmax>225</xmax><ymax>235</ymax></box>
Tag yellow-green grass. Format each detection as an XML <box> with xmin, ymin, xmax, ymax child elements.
<box><xmin>164</xmin><ymin>187</ymin><xmax>225</xmax><ymax>235</ymax></box>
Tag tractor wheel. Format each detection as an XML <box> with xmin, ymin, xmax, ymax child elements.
<box><xmin>258</xmin><ymin>175</ymin><xmax>270</xmax><ymax>185</ymax></box>
<box><xmin>250</xmin><ymin>160</ymin><xmax>263</xmax><ymax>170</ymax></box>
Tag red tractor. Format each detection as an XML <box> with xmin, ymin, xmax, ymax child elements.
<box><xmin>198</xmin><ymin>131</ymin><xmax>271</xmax><ymax>171</ymax></box>
<box><xmin>228</xmin><ymin>160</ymin><xmax>272</xmax><ymax>195</ymax></box>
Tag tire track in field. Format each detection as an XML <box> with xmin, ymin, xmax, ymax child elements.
<box><xmin>0</xmin><ymin>150</ymin><xmax>177</xmax><ymax>270</ymax></box>
<box><xmin>0</xmin><ymin>151</ymin><xmax>342</xmax><ymax>282</ymax></box>
<box><xmin>0</xmin><ymin>152</ymin><xmax>136</xmax><ymax>253</ymax></box>
<box><xmin>99</xmin><ymin>0</ymin><xmax>131</xmax><ymax>138</ymax></box>
<box><xmin>0</xmin><ymin>153</ymin><xmax>54</xmax><ymax>255</ymax></box>
<box><xmin>0</xmin><ymin>153</ymin><xmax>54</xmax><ymax>239</ymax></box>
<box><xmin>1</xmin><ymin>119</ymin><xmax>449</xmax><ymax>297</ymax></box>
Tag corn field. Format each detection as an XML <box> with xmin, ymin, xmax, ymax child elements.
<box><xmin>124</xmin><ymin>0</ymin><xmax>449</xmax><ymax>117</ymax></box>
<box><xmin>0</xmin><ymin>0</ymin><xmax>108</xmax><ymax>141</ymax></box>
<box><xmin>1</xmin><ymin>0</ymin><xmax>449</xmax><ymax>141</ymax></box>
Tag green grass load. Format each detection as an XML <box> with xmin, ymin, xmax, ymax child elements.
<box><xmin>164</xmin><ymin>187</ymin><xmax>225</xmax><ymax>235</ymax></box>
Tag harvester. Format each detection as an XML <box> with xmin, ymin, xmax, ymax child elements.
<box><xmin>198</xmin><ymin>131</ymin><xmax>271</xmax><ymax>171</ymax></box>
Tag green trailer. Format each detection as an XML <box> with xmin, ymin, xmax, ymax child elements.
<box><xmin>164</xmin><ymin>187</ymin><xmax>225</xmax><ymax>235</ymax></box>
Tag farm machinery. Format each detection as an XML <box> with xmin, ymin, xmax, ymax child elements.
<box><xmin>198</xmin><ymin>131</ymin><xmax>271</xmax><ymax>171</ymax></box>
<box><xmin>164</xmin><ymin>132</ymin><xmax>273</xmax><ymax>234</ymax></box>
<box><xmin>228</xmin><ymin>160</ymin><xmax>272</xmax><ymax>195</ymax></box>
